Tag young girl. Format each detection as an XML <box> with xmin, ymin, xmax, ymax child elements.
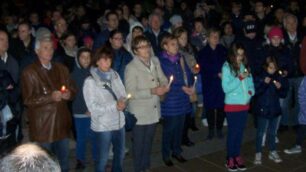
<box><xmin>71</xmin><ymin>47</ymin><xmax>97</xmax><ymax>169</ymax></box>
<box><xmin>158</xmin><ymin>34</ymin><xmax>194</xmax><ymax>166</ymax></box>
<box><xmin>253</xmin><ymin>57</ymin><xmax>288</xmax><ymax>165</ymax></box>
<box><xmin>222</xmin><ymin>43</ymin><xmax>255</xmax><ymax>171</ymax></box>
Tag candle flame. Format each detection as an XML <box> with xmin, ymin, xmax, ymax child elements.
<box><xmin>170</xmin><ymin>75</ymin><xmax>174</xmax><ymax>81</ymax></box>
<box><xmin>61</xmin><ymin>85</ymin><xmax>66</xmax><ymax>92</ymax></box>
<box><xmin>278</xmin><ymin>70</ymin><xmax>283</xmax><ymax>75</ymax></box>
<box><xmin>127</xmin><ymin>94</ymin><xmax>132</xmax><ymax>99</ymax></box>
<box><xmin>195</xmin><ymin>64</ymin><xmax>200</xmax><ymax>69</ymax></box>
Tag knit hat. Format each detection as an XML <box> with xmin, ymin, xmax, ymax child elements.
<box><xmin>268</xmin><ymin>27</ymin><xmax>283</xmax><ymax>40</ymax></box>
<box><xmin>169</xmin><ymin>15</ymin><xmax>183</xmax><ymax>26</ymax></box>
<box><xmin>243</xmin><ymin>21</ymin><xmax>257</xmax><ymax>34</ymax></box>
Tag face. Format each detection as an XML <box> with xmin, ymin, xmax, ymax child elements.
<box><xmin>271</xmin><ymin>36</ymin><xmax>281</xmax><ymax>47</ymax></box>
<box><xmin>236</xmin><ymin>48</ymin><xmax>244</xmax><ymax>63</ymax></box>
<box><xmin>255</xmin><ymin>2</ymin><xmax>265</xmax><ymax>13</ymax></box>
<box><xmin>134</xmin><ymin>4</ymin><xmax>142</xmax><ymax>15</ymax></box>
<box><xmin>0</xmin><ymin>32</ymin><xmax>9</xmax><ymax>54</ymax></box>
<box><xmin>194</xmin><ymin>22</ymin><xmax>203</xmax><ymax>33</ymax></box>
<box><xmin>267</xmin><ymin>62</ymin><xmax>276</xmax><ymax>75</ymax></box>
<box><xmin>150</xmin><ymin>15</ymin><xmax>161</xmax><ymax>31</ymax></box>
<box><xmin>18</xmin><ymin>24</ymin><xmax>31</xmax><ymax>41</ymax></box>
<box><xmin>52</xmin><ymin>11</ymin><xmax>62</xmax><ymax>21</ymax></box>
<box><xmin>208</xmin><ymin>32</ymin><xmax>220</xmax><ymax>47</ymax></box>
<box><xmin>107</xmin><ymin>14</ymin><xmax>119</xmax><ymax>30</ymax></box>
<box><xmin>134</xmin><ymin>41</ymin><xmax>151</xmax><ymax>59</ymax></box>
<box><xmin>36</xmin><ymin>41</ymin><xmax>54</xmax><ymax>63</ymax></box>
<box><xmin>55</xmin><ymin>18</ymin><xmax>67</xmax><ymax>34</ymax></box>
<box><xmin>109</xmin><ymin>33</ymin><xmax>123</xmax><ymax>49</ymax></box>
<box><xmin>177</xmin><ymin>32</ymin><xmax>188</xmax><ymax>47</ymax></box>
<box><xmin>132</xmin><ymin>28</ymin><xmax>143</xmax><ymax>39</ymax></box>
<box><xmin>79</xmin><ymin>52</ymin><xmax>91</xmax><ymax>68</ymax></box>
<box><xmin>64</xmin><ymin>35</ymin><xmax>76</xmax><ymax>48</ymax></box>
<box><xmin>97</xmin><ymin>57</ymin><xmax>112</xmax><ymax>72</ymax></box>
<box><xmin>29</xmin><ymin>13</ymin><xmax>39</xmax><ymax>24</ymax></box>
<box><xmin>164</xmin><ymin>39</ymin><xmax>178</xmax><ymax>55</ymax></box>
<box><xmin>285</xmin><ymin>17</ymin><xmax>298</xmax><ymax>32</ymax></box>
<box><xmin>224</xmin><ymin>24</ymin><xmax>233</xmax><ymax>35</ymax></box>
<box><xmin>275</xmin><ymin>9</ymin><xmax>285</xmax><ymax>22</ymax></box>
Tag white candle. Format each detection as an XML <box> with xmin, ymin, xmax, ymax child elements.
<box><xmin>167</xmin><ymin>75</ymin><xmax>174</xmax><ymax>88</ymax></box>
<box><xmin>273</xmin><ymin>80</ymin><xmax>277</xmax><ymax>84</ymax></box>
<box><xmin>193</xmin><ymin>76</ymin><xmax>197</xmax><ymax>89</ymax></box>
<box><xmin>124</xmin><ymin>94</ymin><xmax>132</xmax><ymax>102</ymax></box>
<box><xmin>244</xmin><ymin>68</ymin><xmax>248</xmax><ymax>73</ymax></box>
<box><xmin>278</xmin><ymin>70</ymin><xmax>283</xmax><ymax>75</ymax></box>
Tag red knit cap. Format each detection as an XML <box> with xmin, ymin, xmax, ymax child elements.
<box><xmin>268</xmin><ymin>27</ymin><xmax>283</xmax><ymax>40</ymax></box>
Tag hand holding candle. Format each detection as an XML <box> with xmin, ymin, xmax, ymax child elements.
<box><xmin>124</xmin><ymin>93</ymin><xmax>132</xmax><ymax>102</ymax></box>
<box><xmin>278</xmin><ymin>70</ymin><xmax>283</xmax><ymax>76</ymax></box>
<box><xmin>167</xmin><ymin>75</ymin><xmax>174</xmax><ymax>88</ymax></box>
<box><xmin>60</xmin><ymin>85</ymin><xmax>67</xmax><ymax>93</ymax></box>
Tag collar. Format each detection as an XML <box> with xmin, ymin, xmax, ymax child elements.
<box><xmin>1</xmin><ymin>52</ymin><xmax>8</xmax><ymax>63</ymax></box>
<box><xmin>42</xmin><ymin>62</ymin><xmax>52</xmax><ymax>70</ymax></box>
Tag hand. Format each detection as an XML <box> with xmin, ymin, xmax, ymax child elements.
<box><xmin>264</xmin><ymin>77</ymin><xmax>271</xmax><ymax>84</ymax></box>
<box><xmin>116</xmin><ymin>99</ymin><xmax>126</xmax><ymax>111</ymax></box>
<box><xmin>151</xmin><ymin>86</ymin><xmax>169</xmax><ymax>96</ymax></box>
<box><xmin>273</xmin><ymin>81</ymin><xmax>282</xmax><ymax>89</ymax></box>
<box><xmin>182</xmin><ymin>86</ymin><xmax>195</xmax><ymax>96</ymax></box>
<box><xmin>283</xmin><ymin>70</ymin><xmax>288</xmax><ymax>77</ymax></box>
<box><xmin>6</xmin><ymin>84</ymin><xmax>13</xmax><ymax>90</ymax></box>
<box><xmin>61</xmin><ymin>90</ymin><xmax>71</xmax><ymax>100</ymax></box>
<box><xmin>52</xmin><ymin>91</ymin><xmax>62</xmax><ymax>102</ymax></box>
<box><xmin>85</xmin><ymin>111</ymin><xmax>91</xmax><ymax>116</ymax></box>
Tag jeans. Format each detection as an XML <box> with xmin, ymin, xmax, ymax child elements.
<box><xmin>280</xmin><ymin>77</ymin><xmax>303</xmax><ymax>126</ymax></box>
<box><xmin>132</xmin><ymin>123</ymin><xmax>157</xmax><ymax>172</ymax></box>
<box><xmin>94</xmin><ymin>128</ymin><xmax>125</xmax><ymax>172</ymax></box>
<box><xmin>256</xmin><ymin>116</ymin><xmax>278</xmax><ymax>152</ymax></box>
<box><xmin>40</xmin><ymin>138</ymin><xmax>70</xmax><ymax>172</ymax></box>
<box><xmin>226</xmin><ymin>111</ymin><xmax>248</xmax><ymax>158</ymax></box>
<box><xmin>74</xmin><ymin>117</ymin><xmax>97</xmax><ymax>162</ymax></box>
<box><xmin>296</xmin><ymin>124</ymin><xmax>306</xmax><ymax>146</ymax></box>
<box><xmin>162</xmin><ymin>114</ymin><xmax>185</xmax><ymax>160</ymax></box>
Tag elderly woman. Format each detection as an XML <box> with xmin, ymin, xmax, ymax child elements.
<box><xmin>83</xmin><ymin>45</ymin><xmax>127</xmax><ymax>172</ymax></box>
<box><xmin>125</xmin><ymin>35</ymin><xmax>169</xmax><ymax>172</ymax></box>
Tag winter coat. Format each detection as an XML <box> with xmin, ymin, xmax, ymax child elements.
<box><xmin>198</xmin><ymin>44</ymin><xmax>226</xmax><ymax>109</ymax></box>
<box><xmin>125</xmin><ymin>56</ymin><xmax>168</xmax><ymax>125</ymax></box>
<box><xmin>83</xmin><ymin>68</ymin><xmax>126</xmax><ymax>132</ymax></box>
<box><xmin>254</xmin><ymin>71</ymin><xmax>289</xmax><ymax>119</ymax></box>
<box><xmin>144</xmin><ymin>29</ymin><xmax>169</xmax><ymax>55</ymax></box>
<box><xmin>221</xmin><ymin>62</ymin><xmax>255</xmax><ymax>105</ymax></box>
<box><xmin>111</xmin><ymin>48</ymin><xmax>133</xmax><ymax>82</ymax></box>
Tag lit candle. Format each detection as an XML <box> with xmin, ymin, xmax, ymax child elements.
<box><xmin>195</xmin><ymin>64</ymin><xmax>200</xmax><ymax>70</ymax></box>
<box><xmin>244</xmin><ymin>68</ymin><xmax>248</xmax><ymax>73</ymax></box>
<box><xmin>125</xmin><ymin>93</ymin><xmax>132</xmax><ymax>102</ymax></box>
<box><xmin>167</xmin><ymin>75</ymin><xmax>174</xmax><ymax>88</ymax></box>
<box><xmin>60</xmin><ymin>85</ymin><xmax>67</xmax><ymax>93</ymax></box>
<box><xmin>273</xmin><ymin>80</ymin><xmax>277</xmax><ymax>84</ymax></box>
<box><xmin>278</xmin><ymin>70</ymin><xmax>283</xmax><ymax>75</ymax></box>
<box><xmin>193</xmin><ymin>76</ymin><xmax>197</xmax><ymax>89</ymax></box>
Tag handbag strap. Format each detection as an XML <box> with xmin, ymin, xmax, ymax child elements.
<box><xmin>179</xmin><ymin>56</ymin><xmax>188</xmax><ymax>86</ymax></box>
<box><xmin>103</xmin><ymin>84</ymin><xmax>118</xmax><ymax>101</ymax></box>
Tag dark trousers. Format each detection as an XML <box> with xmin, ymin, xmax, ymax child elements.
<box><xmin>296</xmin><ymin>124</ymin><xmax>306</xmax><ymax>146</ymax></box>
<box><xmin>183</xmin><ymin>113</ymin><xmax>192</xmax><ymax>142</ymax></box>
<box><xmin>132</xmin><ymin>123</ymin><xmax>157</xmax><ymax>172</ymax></box>
<box><xmin>226</xmin><ymin>111</ymin><xmax>248</xmax><ymax>158</ymax></box>
<box><xmin>206</xmin><ymin>108</ymin><xmax>225</xmax><ymax>131</ymax></box>
<box><xmin>162</xmin><ymin>114</ymin><xmax>185</xmax><ymax>160</ymax></box>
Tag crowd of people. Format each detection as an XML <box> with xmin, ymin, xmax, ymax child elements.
<box><xmin>1</xmin><ymin>0</ymin><xmax>306</xmax><ymax>171</ymax></box>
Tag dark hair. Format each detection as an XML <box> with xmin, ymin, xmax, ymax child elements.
<box><xmin>17</xmin><ymin>21</ymin><xmax>31</xmax><ymax>30</ymax></box>
<box><xmin>60</xmin><ymin>32</ymin><xmax>75</xmax><ymax>41</ymax></box>
<box><xmin>263</xmin><ymin>56</ymin><xmax>279</xmax><ymax>71</ymax></box>
<box><xmin>160</xmin><ymin>33</ymin><xmax>175</xmax><ymax>50</ymax></box>
<box><xmin>77</xmin><ymin>47</ymin><xmax>92</xmax><ymax>59</ymax></box>
<box><xmin>132</xmin><ymin>26</ymin><xmax>144</xmax><ymax>33</ymax></box>
<box><xmin>105</xmin><ymin>11</ymin><xmax>118</xmax><ymax>21</ymax></box>
<box><xmin>172</xmin><ymin>26</ymin><xmax>188</xmax><ymax>39</ymax></box>
<box><xmin>92</xmin><ymin>45</ymin><xmax>113</xmax><ymax>67</ymax></box>
<box><xmin>207</xmin><ymin>27</ymin><xmax>221</xmax><ymax>37</ymax></box>
<box><xmin>227</xmin><ymin>43</ymin><xmax>248</xmax><ymax>76</ymax></box>
<box><xmin>221</xmin><ymin>21</ymin><xmax>233</xmax><ymax>35</ymax></box>
<box><xmin>131</xmin><ymin>35</ymin><xmax>151</xmax><ymax>54</ymax></box>
<box><xmin>193</xmin><ymin>17</ymin><xmax>205</xmax><ymax>26</ymax></box>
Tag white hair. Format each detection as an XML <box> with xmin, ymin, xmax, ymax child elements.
<box><xmin>34</xmin><ymin>36</ymin><xmax>53</xmax><ymax>51</ymax></box>
<box><xmin>283</xmin><ymin>13</ymin><xmax>298</xmax><ymax>29</ymax></box>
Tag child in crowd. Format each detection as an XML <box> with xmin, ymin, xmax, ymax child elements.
<box><xmin>222</xmin><ymin>43</ymin><xmax>255</xmax><ymax>171</ymax></box>
<box><xmin>253</xmin><ymin>57</ymin><xmax>288</xmax><ymax>165</ymax></box>
<box><xmin>71</xmin><ymin>47</ymin><xmax>97</xmax><ymax>169</ymax></box>
<box><xmin>284</xmin><ymin>76</ymin><xmax>306</xmax><ymax>154</ymax></box>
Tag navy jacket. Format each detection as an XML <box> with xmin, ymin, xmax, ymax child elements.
<box><xmin>144</xmin><ymin>29</ymin><xmax>169</xmax><ymax>55</ymax></box>
<box><xmin>112</xmin><ymin>48</ymin><xmax>133</xmax><ymax>82</ymax></box>
<box><xmin>198</xmin><ymin>44</ymin><xmax>226</xmax><ymax>109</ymax></box>
<box><xmin>254</xmin><ymin>71</ymin><xmax>289</xmax><ymax>119</ymax></box>
<box><xmin>71</xmin><ymin>59</ymin><xmax>90</xmax><ymax>115</ymax></box>
<box><xmin>93</xmin><ymin>29</ymin><xmax>111</xmax><ymax>51</ymax></box>
<box><xmin>159</xmin><ymin>52</ymin><xmax>193</xmax><ymax>116</ymax></box>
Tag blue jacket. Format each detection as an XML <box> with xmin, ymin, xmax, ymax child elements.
<box><xmin>254</xmin><ymin>71</ymin><xmax>289</xmax><ymax>119</ymax></box>
<box><xmin>221</xmin><ymin>62</ymin><xmax>255</xmax><ymax>105</ymax></box>
<box><xmin>112</xmin><ymin>48</ymin><xmax>133</xmax><ymax>82</ymax></box>
<box><xmin>159</xmin><ymin>52</ymin><xmax>193</xmax><ymax>116</ymax></box>
<box><xmin>71</xmin><ymin>59</ymin><xmax>90</xmax><ymax>115</ymax></box>
<box><xmin>93</xmin><ymin>29</ymin><xmax>111</xmax><ymax>51</ymax></box>
<box><xmin>144</xmin><ymin>29</ymin><xmax>169</xmax><ymax>55</ymax></box>
<box><xmin>298</xmin><ymin>77</ymin><xmax>306</xmax><ymax>125</ymax></box>
<box><xmin>198</xmin><ymin>44</ymin><xmax>226</xmax><ymax>109</ymax></box>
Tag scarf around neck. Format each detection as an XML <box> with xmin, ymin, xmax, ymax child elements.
<box><xmin>162</xmin><ymin>51</ymin><xmax>180</xmax><ymax>63</ymax></box>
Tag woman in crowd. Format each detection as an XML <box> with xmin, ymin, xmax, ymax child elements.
<box><xmin>158</xmin><ymin>34</ymin><xmax>194</xmax><ymax>166</ymax></box>
<box><xmin>222</xmin><ymin>43</ymin><xmax>254</xmax><ymax>171</ymax></box>
<box><xmin>125</xmin><ymin>35</ymin><xmax>169</xmax><ymax>172</ymax></box>
<box><xmin>58</xmin><ymin>32</ymin><xmax>78</xmax><ymax>72</ymax></box>
<box><xmin>83</xmin><ymin>46</ymin><xmax>127</xmax><ymax>172</ymax></box>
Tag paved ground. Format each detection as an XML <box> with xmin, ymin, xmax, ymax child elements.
<box><xmin>22</xmin><ymin>116</ymin><xmax>306</xmax><ymax>172</ymax></box>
